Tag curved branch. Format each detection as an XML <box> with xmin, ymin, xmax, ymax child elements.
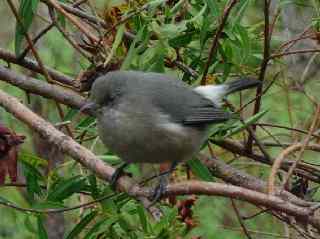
<box><xmin>144</xmin><ymin>181</ymin><xmax>320</xmax><ymax>229</ymax></box>
<box><xmin>213</xmin><ymin>138</ymin><xmax>320</xmax><ymax>183</ymax></box>
<box><xmin>201</xmin><ymin>155</ymin><xmax>313</xmax><ymax>207</ymax></box>
<box><xmin>268</xmin><ymin>143</ymin><xmax>320</xmax><ymax>195</ymax></box>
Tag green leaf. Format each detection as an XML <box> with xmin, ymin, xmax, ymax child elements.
<box><xmin>141</xmin><ymin>40</ymin><xmax>167</xmax><ymax>72</ymax></box>
<box><xmin>187</xmin><ymin>3</ymin><xmax>207</xmax><ymax>23</ymax></box>
<box><xmin>168</xmin><ymin>32</ymin><xmax>193</xmax><ymax>48</ymax></box>
<box><xmin>88</xmin><ymin>174</ymin><xmax>99</xmax><ymax>198</ymax></box>
<box><xmin>21</xmin><ymin>160</ymin><xmax>44</xmax><ymax>202</ymax></box>
<box><xmin>158</xmin><ymin>22</ymin><xmax>187</xmax><ymax>38</ymax></box>
<box><xmin>24</xmin><ymin>216</ymin><xmax>37</xmax><ymax>234</ymax></box>
<box><xmin>83</xmin><ymin>217</ymin><xmax>118</xmax><ymax>239</ymax></box>
<box><xmin>224</xmin><ymin>109</ymin><xmax>269</xmax><ymax>138</ymax></box>
<box><xmin>47</xmin><ymin>176</ymin><xmax>88</xmax><ymax>202</ymax></box>
<box><xmin>64</xmin><ymin>108</ymin><xmax>79</xmax><ymax>122</ymax></box>
<box><xmin>118</xmin><ymin>216</ymin><xmax>131</xmax><ymax>232</ymax></box>
<box><xmin>76</xmin><ymin>116</ymin><xmax>95</xmax><ymax>129</ymax></box>
<box><xmin>57</xmin><ymin>0</ymin><xmax>67</xmax><ymax>28</ymax></box>
<box><xmin>235</xmin><ymin>24</ymin><xmax>251</xmax><ymax>62</ymax></box>
<box><xmin>187</xmin><ymin>158</ymin><xmax>215</xmax><ymax>182</ymax></box>
<box><xmin>0</xmin><ymin>195</ymin><xmax>14</xmax><ymax>205</ymax></box>
<box><xmin>19</xmin><ymin>151</ymin><xmax>48</xmax><ymax>167</ymax></box>
<box><xmin>231</xmin><ymin>0</ymin><xmax>250</xmax><ymax>26</ymax></box>
<box><xmin>137</xmin><ymin>205</ymin><xmax>148</xmax><ymax>233</ymax></box>
<box><xmin>148</xmin><ymin>0</ymin><xmax>167</xmax><ymax>9</ymax></box>
<box><xmin>104</xmin><ymin>25</ymin><xmax>125</xmax><ymax>65</ymax></box>
<box><xmin>98</xmin><ymin>154</ymin><xmax>121</xmax><ymax>165</ymax></box>
<box><xmin>15</xmin><ymin>0</ymin><xmax>39</xmax><ymax>56</ymax></box>
<box><xmin>37</xmin><ymin>215</ymin><xmax>48</xmax><ymax>239</ymax></box>
<box><xmin>121</xmin><ymin>25</ymin><xmax>148</xmax><ymax>70</ymax></box>
<box><xmin>205</xmin><ymin>0</ymin><xmax>220</xmax><ymax>17</ymax></box>
<box><xmin>65</xmin><ymin>211</ymin><xmax>98</xmax><ymax>239</ymax></box>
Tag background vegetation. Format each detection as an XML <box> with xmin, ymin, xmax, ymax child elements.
<box><xmin>0</xmin><ymin>0</ymin><xmax>320</xmax><ymax>238</ymax></box>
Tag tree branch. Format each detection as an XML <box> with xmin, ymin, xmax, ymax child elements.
<box><xmin>159</xmin><ymin>181</ymin><xmax>320</xmax><ymax>230</ymax></box>
<box><xmin>0</xmin><ymin>66</ymin><xmax>84</xmax><ymax>109</ymax></box>
<box><xmin>247</xmin><ymin>0</ymin><xmax>271</xmax><ymax>150</ymax></box>
<box><xmin>212</xmin><ymin>138</ymin><xmax>320</xmax><ymax>183</ymax></box>
<box><xmin>201</xmin><ymin>155</ymin><xmax>313</xmax><ymax>207</ymax></box>
<box><xmin>0</xmin><ymin>48</ymin><xmax>74</xmax><ymax>86</ymax></box>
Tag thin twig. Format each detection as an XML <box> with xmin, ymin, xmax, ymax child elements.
<box><xmin>269</xmin><ymin>49</ymin><xmax>320</xmax><ymax>60</ymax></box>
<box><xmin>268</xmin><ymin>143</ymin><xmax>320</xmax><ymax>195</ymax></box>
<box><xmin>247</xmin><ymin>0</ymin><xmax>271</xmax><ymax>150</ymax></box>
<box><xmin>105</xmin><ymin>1</ymin><xmax>169</xmax><ymax>35</ymax></box>
<box><xmin>19</xmin><ymin>23</ymin><xmax>54</xmax><ymax>59</ymax></box>
<box><xmin>48</xmin><ymin>6</ymin><xmax>92</xmax><ymax>61</ymax></box>
<box><xmin>44</xmin><ymin>0</ymin><xmax>99</xmax><ymax>43</ymax></box>
<box><xmin>255</xmin><ymin>123</ymin><xmax>320</xmax><ymax>140</ymax></box>
<box><xmin>282</xmin><ymin>104</ymin><xmax>320</xmax><ymax>190</ymax></box>
<box><xmin>7</xmin><ymin>0</ymin><xmax>74</xmax><ymax>136</ymax></box>
<box><xmin>201</xmin><ymin>0</ymin><xmax>239</xmax><ymax>85</ymax></box>
<box><xmin>0</xmin><ymin>192</ymin><xmax>117</xmax><ymax>214</ymax></box>
<box><xmin>231</xmin><ymin>199</ymin><xmax>254</xmax><ymax>239</ymax></box>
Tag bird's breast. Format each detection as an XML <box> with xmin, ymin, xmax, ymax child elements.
<box><xmin>97</xmin><ymin>104</ymin><xmax>206</xmax><ymax>164</ymax></box>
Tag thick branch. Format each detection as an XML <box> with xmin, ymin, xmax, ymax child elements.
<box><xmin>0</xmin><ymin>48</ymin><xmax>74</xmax><ymax>86</ymax></box>
<box><xmin>213</xmin><ymin>138</ymin><xmax>320</xmax><ymax>183</ymax></box>
<box><xmin>156</xmin><ymin>181</ymin><xmax>320</xmax><ymax>229</ymax></box>
<box><xmin>202</xmin><ymin>156</ymin><xmax>313</xmax><ymax>207</ymax></box>
<box><xmin>0</xmin><ymin>66</ymin><xmax>84</xmax><ymax>109</ymax></box>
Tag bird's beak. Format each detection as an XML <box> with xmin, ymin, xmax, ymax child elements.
<box><xmin>79</xmin><ymin>102</ymin><xmax>97</xmax><ymax>115</ymax></box>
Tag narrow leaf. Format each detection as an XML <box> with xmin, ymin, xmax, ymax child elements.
<box><xmin>65</xmin><ymin>211</ymin><xmax>98</xmax><ymax>239</ymax></box>
<box><xmin>224</xmin><ymin>109</ymin><xmax>268</xmax><ymax>138</ymax></box>
<box><xmin>37</xmin><ymin>215</ymin><xmax>48</xmax><ymax>239</ymax></box>
<box><xmin>187</xmin><ymin>158</ymin><xmax>215</xmax><ymax>182</ymax></box>
<box><xmin>47</xmin><ymin>176</ymin><xmax>88</xmax><ymax>202</ymax></box>
<box><xmin>15</xmin><ymin>0</ymin><xmax>39</xmax><ymax>56</ymax></box>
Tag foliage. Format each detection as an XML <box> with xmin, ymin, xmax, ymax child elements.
<box><xmin>0</xmin><ymin>0</ymin><xmax>320</xmax><ymax>238</ymax></box>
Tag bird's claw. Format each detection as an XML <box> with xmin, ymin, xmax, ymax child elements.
<box><xmin>150</xmin><ymin>175</ymin><xmax>167</xmax><ymax>205</ymax></box>
<box><xmin>110</xmin><ymin>163</ymin><xmax>128</xmax><ymax>189</ymax></box>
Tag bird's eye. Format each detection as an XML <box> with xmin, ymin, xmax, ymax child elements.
<box><xmin>102</xmin><ymin>94</ymin><xmax>116</xmax><ymax>106</ymax></box>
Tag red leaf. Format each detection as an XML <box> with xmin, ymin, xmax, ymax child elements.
<box><xmin>0</xmin><ymin>124</ymin><xmax>25</xmax><ymax>184</ymax></box>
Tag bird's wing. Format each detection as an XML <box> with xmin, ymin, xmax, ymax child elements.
<box><xmin>182</xmin><ymin>107</ymin><xmax>232</xmax><ymax>125</ymax></box>
<box><xmin>132</xmin><ymin>72</ymin><xmax>232</xmax><ymax>126</ymax></box>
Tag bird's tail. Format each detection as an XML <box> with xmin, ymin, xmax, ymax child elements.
<box><xmin>225</xmin><ymin>78</ymin><xmax>261</xmax><ymax>95</ymax></box>
<box><xmin>194</xmin><ymin>77</ymin><xmax>261</xmax><ymax>106</ymax></box>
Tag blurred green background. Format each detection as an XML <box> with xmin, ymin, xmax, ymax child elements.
<box><xmin>0</xmin><ymin>0</ymin><xmax>320</xmax><ymax>238</ymax></box>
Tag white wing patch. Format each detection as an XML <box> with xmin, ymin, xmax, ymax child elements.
<box><xmin>157</xmin><ymin>112</ymin><xmax>186</xmax><ymax>136</ymax></box>
<box><xmin>194</xmin><ymin>85</ymin><xmax>227</xmax><ymax>106</ymax></box>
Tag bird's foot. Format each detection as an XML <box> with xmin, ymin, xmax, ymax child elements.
<box><xmin>150</xmin><ymin>175</ymin><xmax>168</xmax><ymax>204</ymax></box>
<box><xmin>110</xmin><ymin>162</ymin><xmax>129</xmax><ymax>189</ymax></box>
<box><xmin>149</xmin><ymin>161</ymin><xmax>178</xmax><ymax>204</ymax></box>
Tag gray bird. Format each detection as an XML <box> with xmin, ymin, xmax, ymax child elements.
<box><xmin>83</xmin><ymin>70</ymin><xmax>260</xmax><ymax>198</ymax></box>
